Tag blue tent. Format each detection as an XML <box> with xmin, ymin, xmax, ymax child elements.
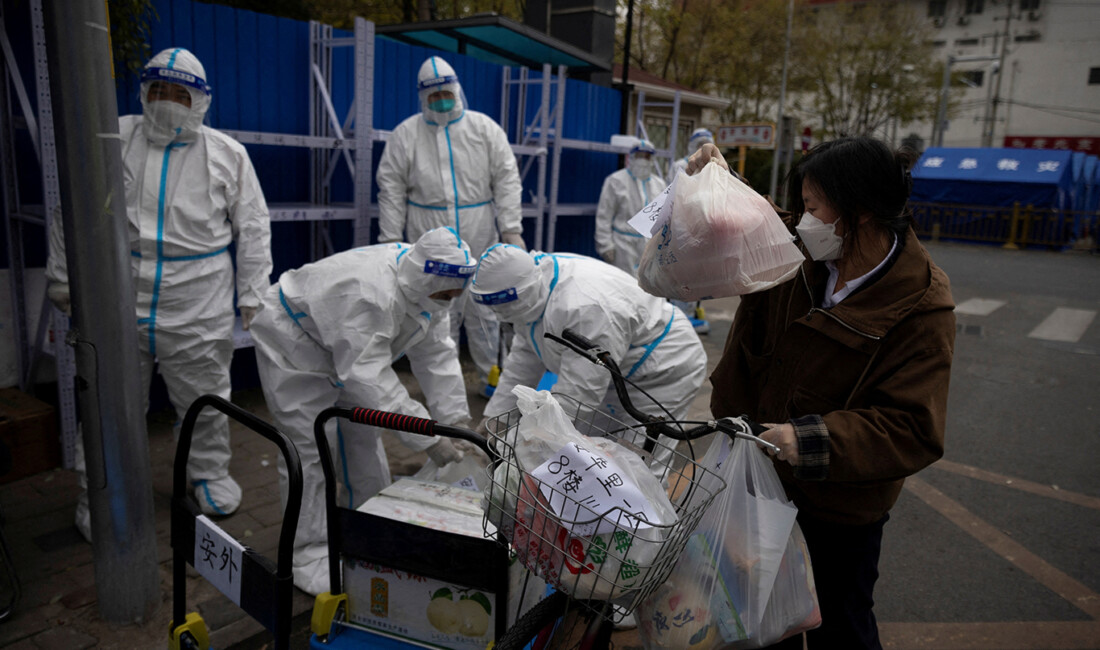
<box><xmin>911</xmin><ymin>147</ymin><xmax>1076</xmax><ymax>211</ymax></box>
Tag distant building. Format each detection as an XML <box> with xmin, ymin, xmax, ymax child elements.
<box><xmin>809</xmin><ymin>0</ymin><xmax>1099</xmax><ymax>153</ymax></box>
<box><xmin>918</xmin><ymin>0</ymin><xmax>1099</xmax><ymax>152</ymax></box>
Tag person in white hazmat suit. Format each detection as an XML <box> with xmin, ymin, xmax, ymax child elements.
<box><xmin>248</xmin><ymin>227</ymin><xmax>475</xmax><ymax>595</ymax></box>
<box><xmin>45</xmin><ymin>47</ymin><xmax>272</xmax><ymax>538</ymax></box>
<box><xmin>376</xmin><ymin>56</ymin><xmax>524</xmax><ymax>395</ymax></box>
<box><xmin>470</xmin><ymin>245</ymin><xmax>706</xmax><ymax>469</ymax></box>
<box><xmin>671</xmin><ymin>128</ymin><xmax>714</xmax><ymax>177</ymax></box>
<box><xmin>594</xmin><ymin>139</ymin><xmax>666</xmax><ymax>275</ymax></box>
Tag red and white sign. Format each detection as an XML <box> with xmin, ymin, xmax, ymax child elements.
<box><xmin>716</xmin><ymin>123</ymin><xmax>775</xmax><ymax>148</ymax></box>
<box><xmin>801</xmin><ymin>126</ymin><xmax>812</xmax><ymax>153</ymax></box>
<box><xmin>1005</xmin><ymin>135</ymin><xmax>1100</xmax><ymax>155</ymax></box>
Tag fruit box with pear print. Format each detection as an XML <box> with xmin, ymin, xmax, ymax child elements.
<box><xmin>339</xmin><ymin>478</ymin><xmax>510</xmax><ymax>649</ymax></box>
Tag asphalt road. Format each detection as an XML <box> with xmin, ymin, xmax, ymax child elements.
<box><xmin>869</xmin><ymin>241</ymin><xmax>1100</xmax><ymax>649</ymax></box>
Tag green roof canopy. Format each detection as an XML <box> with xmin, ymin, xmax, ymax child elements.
<box><xmin>376</xmin><ymin>15</ymin><xmax>610</xmax><ymax>72</ymax></box>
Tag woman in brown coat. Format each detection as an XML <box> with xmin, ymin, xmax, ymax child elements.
<box><xmin>690</xmin><ymin>136</ymin><xmax>956</xmax><ymax>649</ymax></box>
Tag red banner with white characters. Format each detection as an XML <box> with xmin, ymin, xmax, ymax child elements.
<box><xmin>1004</xmin><ymin>135</ymin><xmax>1100</xmax><ymax>155</ymax></box>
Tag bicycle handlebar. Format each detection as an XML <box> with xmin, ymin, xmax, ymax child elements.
<box><xmin>318</xmin><ymin>407</ymin><xmax>493</xmax><ymax>457</ymax></box>
<box><xmin>550</xmin><ymin>328</ymin><xmax>777</xmax><ymax>453</ymax></box>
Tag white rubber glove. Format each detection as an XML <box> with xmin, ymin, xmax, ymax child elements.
<box><xmin>47</xmin><ymin>282</ymin><xmax>71</xmax><ymax>316</ymax></box>
<box><xmin>426</xmin><ymin>438</ymin><xmax>463</xmax><ymax>466</ymax></box>
<box><xmin>501</xmin><ymin>231</ymin><xmax>527</xmax><ymax>251</ymax></box>
<box><xmin>685</xmin><ymin>143</ymin><xmax>729</xmax><ymax>175</ymax></box>
<box><xmin>600</xmin><ymin>249</ymin><xmax>616</xmax><ymax>265</ymax></box>
<box><xmin>240</xmin><ymin>307</ymin><xmax>257</xmax><ymax>330</ymax></box>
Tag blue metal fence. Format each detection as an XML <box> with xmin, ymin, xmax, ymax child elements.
<box><xmin>102</xmin><ymin>0</ymin><xmax>622</xmax><ymax>270</ymax></box>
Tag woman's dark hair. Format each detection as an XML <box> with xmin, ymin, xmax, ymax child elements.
<box><xmin>785</xmin><ymin>136</ymin><xmax>917</xmax><ymax>243</ymax></box>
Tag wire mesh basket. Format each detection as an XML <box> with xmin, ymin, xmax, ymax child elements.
<box><xmin>481</xmin><ymin>393</ymin><xmax>727</xmax><ymax>622</ymax></box>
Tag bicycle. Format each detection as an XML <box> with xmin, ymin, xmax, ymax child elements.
<box><xmin>309</xmin><ymin>328</ymin><xmax>776</xmax><ymax>650</ymax></box>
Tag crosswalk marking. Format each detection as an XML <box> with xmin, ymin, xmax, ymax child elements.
<box><xmin>955</xmin><ymin>297</ymin><xmax>1006</xmax><ymax>316</ymax></box>
<box><xmin>1028</xmin><ymin>307</ymin><xmax>1096</xmax><ymax>343</ymax></box>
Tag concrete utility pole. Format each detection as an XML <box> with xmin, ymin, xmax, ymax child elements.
<box><xmin>934</xmin><ymin>53</ymin><xmax>999</xmax><ymax>147</ymax></box>
<box><xmin>983</xmin><ymin>0</ymin><xmax>1013</xmax><ymax>147</ymax></box>
<box><xmin>769</xmin><ymin>0</ymin><xmax>794</xmax><ymax>201</ymax></box>
<box><xmin>41</xmin><ymin>0</ymin><xmax>159</xmax><ymax>623</ymax></box>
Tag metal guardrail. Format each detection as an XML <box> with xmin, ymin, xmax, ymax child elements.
<box><xmin>912</xmin><ymin>201</ymin><xmax>1100</xmax><ymax>252</ymax></box>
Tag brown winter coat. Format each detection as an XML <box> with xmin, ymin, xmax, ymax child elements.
<box><xmin>710</xmin><ymin>227</ymin><xmax>956</xmax><ymax>525</ymax></box>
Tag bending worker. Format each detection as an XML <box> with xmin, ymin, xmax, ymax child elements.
<box><xmin>248</xmin><ymin>227</ymin><xmax>474</xmax><ymax>595</ymax></box>
<box><xmin>46</xmin><ymin>47</ymin><xmax>272</xmax><ymax>537</ymax></box>
<box><xmin>671</xmin><ymin>128</ymin><xmax>715</xmax><ymax>177</ymax></box>
<box><xmin>471</xmin><ymin>245</ymin><xmax>706</xmax><ymax>466</ymax></box>
<box><xmin>594</xmin><ymin>139</ymin><xmax>666</xmax><ymax>274</ymax></box>
<box><xmin>376</xmin><ymin>55</ymin><xmax>524</xmax><ymax>396</ymax></box>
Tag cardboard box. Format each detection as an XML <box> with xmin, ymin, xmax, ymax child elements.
<box><xmin>341</xmin><ymin>478</ymin><xmax>508</xmax><ymax>649</ymax></box>
<box><xmin>0</xmin><ymin>388</ymin><xmax>59</xmax><ymax>483</ymax></box>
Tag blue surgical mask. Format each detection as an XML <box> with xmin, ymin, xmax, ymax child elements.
<box><xmin>429</xmin><ymin>98</ymin><xmax>456</xmax><ymax>113</ymax></box>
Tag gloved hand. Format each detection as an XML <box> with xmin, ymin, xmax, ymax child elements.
<box><xmin>501</xmin><ymin>231</ymin><xmax>526</xmax><ymax>250</ymax></box>
<box><xmin>426</xmin><ymin>438</ymin><xmax>463</xmax><ymax>466</ymax></box>
<box><xmin>453</xmin><ymin>439</ymin><xmax>488</xmax><ymax>460</ymax></box>
<box><xmin>600</xmin><ymin>249</ymin><xmax>616</xmax><ymax>265</ymax></box>
<box><xmin>685</xmin><ymin>143</ymin><xmax>729</xmax><ymax>175</ymax></box>
<box><xmin>47</xmin><ymin>282</ymin><xmax>71</xmax><ymax>316</ymax></box>
<box><xmin>240</xmin><ymin>307</ymin><xmax>257</xmax><ymax>330</ymax></box>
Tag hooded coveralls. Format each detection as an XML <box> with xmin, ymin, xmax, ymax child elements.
<box><xmin>475</xmin><ymin>248</ymin><xmax>706</xmax><ymax>467</ymax></box>
<box><xmin>248</xmin><ymin>228</ymin><xmax>473</xmax><ymax>596</ymax></box>
<box><xmin>376</xmin><ymin>56</ymin><xmax>523</xmax><ymax>382</ymax></box>
<box><xmin>45</xmin><ymin>48</ymin><xmax>272</xmax><ymax>522</ymax></box>
<box><xmin>595</xmin><ymin>164</ymin><xmax>667</xmax><ymax>275</ymax></box>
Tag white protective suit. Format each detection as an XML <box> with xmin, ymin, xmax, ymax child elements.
<box><xmin>249</xmin><ymin>227</ymin><xmax>474</xmax><ymax>595</ymax></box>
<box><xmin>594</xmin><ymin>139</ymin><xmax>667</xmax><ymax>275</ymax></box>
<box><xmin>471</xmin><ymin>245</ymin><xmax>706</xmax><ymax>470</ymax></box>
<box><xmin>671</xmin><ymin>128</ymin><xmax>715</xmax><ymax>177</ymax></box>
<box><xmin>376</xmin><ymin>56</ymin><xmax>524</xmax><ymax>384</ymax></box>
<box><xmin>45</xmin><ymin>48</ymin><xmax>272</xmax><ymax>526</ymax></box>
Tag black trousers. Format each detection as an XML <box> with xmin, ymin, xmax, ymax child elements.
<box><xmin>767</xmin><ymin>513</ymin><xmax>889</xmax><ymax>650</ymax></box>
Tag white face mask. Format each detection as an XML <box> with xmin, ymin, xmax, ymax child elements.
<box><xmin>144</xmin><ymin>100</ymin><xmax>193</xmax><ymax>143</ymax></box>
<box><xmin>147</xmin><ymin>101</ymin><xmax>191</xmax><ymax>132</ymax></box>
<box><xmin>795</xmin><ymin>212</ymin><xmax>844</xmax><ymax>261</ymax></box>
<box><xmin>629</xmin><ymin>158</ymin><xmax>654</xmax><ymax>179</ymax></box>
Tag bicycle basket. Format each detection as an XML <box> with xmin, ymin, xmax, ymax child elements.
<box><xmin>481</xmin><ymin>393</ymin><xmax>726</xmax><ymax>622</ymax></box>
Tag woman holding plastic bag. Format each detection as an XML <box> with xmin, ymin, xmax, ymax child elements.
<box><xmin>697</xmin><ymin>137</ymin><xmax>956</xmax><ymax>649</ymax></box>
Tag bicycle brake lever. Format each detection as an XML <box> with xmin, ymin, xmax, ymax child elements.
<box><xmin>716</xmin><ymin>416</ymin><xmax>780</xmax><ymax>454</ymax></box>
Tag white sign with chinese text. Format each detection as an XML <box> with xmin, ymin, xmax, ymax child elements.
<box><xmin>531</xmin><ymin>441</ymin><xmax>658</xmax><ymax>537</ymax></box>
<box><xmin>627</xmin><ymin>174</ymin><xmax>677</xmax><ymax>238</ymax></box>
<box><xmin>195</xmin><ymin>514</ymin><xmax>246</xmax><ymax>605</ymax></box>
<box><xmin>715</xmin><ymin>123</ymin><xmax>775</xmax><ymax>147</ymax></box>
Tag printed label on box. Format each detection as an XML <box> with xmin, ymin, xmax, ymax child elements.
<box><xmin>344</xmin><ymin>559</ymin><xmax>495</xmax><ymax>649</ymax></box>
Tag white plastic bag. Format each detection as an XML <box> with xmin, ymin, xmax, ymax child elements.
<box><xmin>636</xmin><ymin>161</ymin><xmax>804</xmax><ymax>301</ymax></box>
<box><xmin>636</xmin><ymin>434</ymin><xmax>812</xmax><ymax>649</ymax></box>
<box><xmin>414</xmin><ymin>454</ymin><xmax>489</xmax><ymax>492</ymax></box>
<box><xmin>484</xmin><ymin>386</ymin><xmax>678</xmax><ymax>602</ymax></box>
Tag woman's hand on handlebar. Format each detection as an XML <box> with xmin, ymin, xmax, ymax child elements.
<box><xmin>759</xmin><ymin>422</ymin><xmax>799</xmax><ymax>465</ymax></box>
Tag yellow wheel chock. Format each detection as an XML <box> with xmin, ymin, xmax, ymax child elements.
<box><xmin>311</xmin><ymin>591</ymin><xmax>349</xmax><ymax>638</ymax></box>
<box><xmin>169</xmin><ymin>611</ymin><xmax>209</xmax><ymax>650</ymax></box>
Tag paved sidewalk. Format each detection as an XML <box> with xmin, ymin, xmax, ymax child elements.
<box><xmin>0</xmin><ymin>299</ymin><xmax>735</xmax><ymax>650</ymax></box>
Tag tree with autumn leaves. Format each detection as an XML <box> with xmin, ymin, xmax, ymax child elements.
<box><xmin>620</xmin><ymin>0</ymin><xmax>945</xmax><ymax>141</ymax></box>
